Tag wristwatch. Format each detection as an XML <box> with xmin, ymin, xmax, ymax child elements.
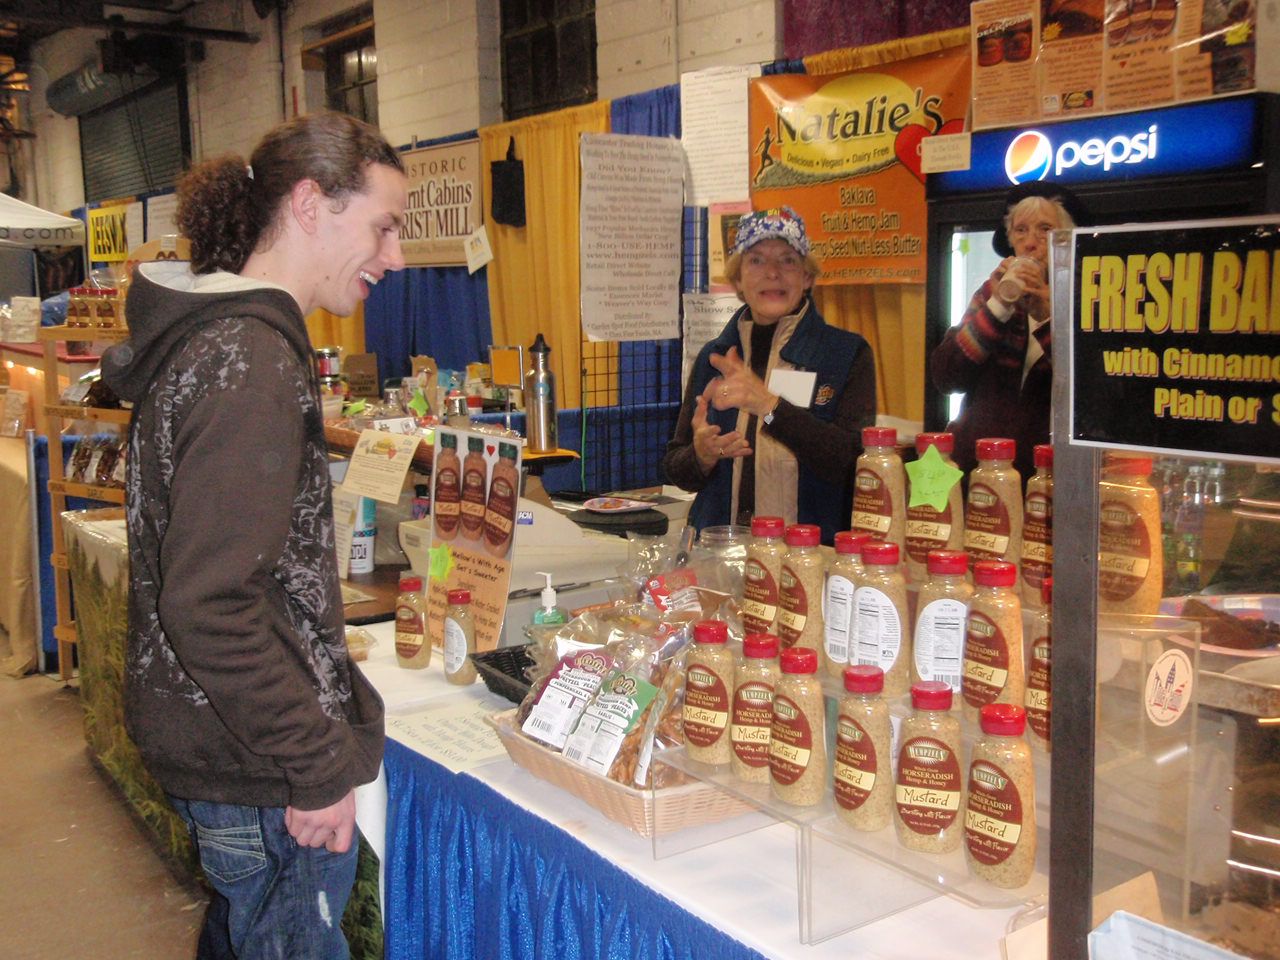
<box><xmin>762</xmin><ymin>400</ymin><xmax>779</xmax><ymax>426</ymax></box>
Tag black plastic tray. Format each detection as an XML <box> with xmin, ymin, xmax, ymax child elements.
<box><xmin>470</xmin><ymin>644</ymin><xmax>535</xmax><ymax>704</ymax></box>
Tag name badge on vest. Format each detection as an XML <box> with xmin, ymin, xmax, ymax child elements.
<box><xmin>767</xmin><ymin>369</ymin><xmax>817</xmax><ymax>409</ymax></box>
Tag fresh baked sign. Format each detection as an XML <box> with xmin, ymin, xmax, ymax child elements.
<box><xmin>747</xmin><ymin>45</ymin><xmax>969</xmax><ymax>284</ymax></box>
<box><xmin>1069</xmin><ymin>217</ymin><xmax>1280</xmax><ymax>462</ymax></box>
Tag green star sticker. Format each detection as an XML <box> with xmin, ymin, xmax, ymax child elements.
<box><xmin>345</xmin><ymin>398</ymin><xmax>367</xmax><ymax>416</ymax></box>
<box><xmin>905</xmin><ymin>444</ymin><xmax>963</xmax><ymax>513</ymax></box>
<box><xmin>408</xmin><ymin>390</ymin><xmax>429</xmax><ymax>417</ymax></box>
<box><xmin>428</xmin><ymin>544</ymin><xmax>455</xmax><ymax>582</ymax></box>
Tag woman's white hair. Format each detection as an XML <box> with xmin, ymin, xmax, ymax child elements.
<box><xmin>1003</xmin><ymin>194</ymin><xmax>1076</xmax><ymax>240</ymax></box>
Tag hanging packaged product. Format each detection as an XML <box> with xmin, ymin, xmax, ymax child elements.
<box><xmin>521</xmin><ymin>648</ymin><xmax>616</xmax><ymax>750</ymax></box>
<box><xmin>964</xmin><ymin>438</ymin><xmax>1023</xmax><ymax>565</ymax></box>
<box><xmin>1098</xmin><ymin>455</ymin><xmax>1163</xmax><ymax>620</ymax></box>
<box><xmin>851</xmin><ymin>427</ymin><xmax>906</xmax><ymax>551</ymax></box>
<box><xmin>769</xmin><ymin>646</ymin><xmax>827</xmax><ymax>806</ymax></box>
<box><xmin>443</xmin><ymin>589</ymin><xmax>478</xmax><ymax>685</ymax></box>
<box><xmin>895</xmin><ymin>681</ymin><xmax>964</xmax><ymax>853</ymax></box>
<box><xmin>563</xmin><ymin>666</ymin><xmax>659</xmax><ymax>776</ymax></box>
<box><xmin>682</xmin><ymin>620</ymin><xmax>736</xmax><ymax>765</ymax></box>
<box><xmin>965</xmin><ymin>703</ymin><xmax>1037</xmax><ymax>889</ymax></box>
<box><xmin>1025</xmin><ymin>578</ymin><xmax>1052</xmax><ymax>751</ymax></box>
<box><xmin>962</xmin><ymin>560</ymin><xmax>1025</xmax><ymax>725</ymax></box>
<box><xmin>823</xmin><ymin>531</ymin><xmax>872</xmax><ymax>679</ymax></box>
<box><xmin>778</xmin><ymin>524</ymin><xmax>825</xmax><ymax>651</ymax></box>
<box><xmin>834</xmin><ymin>665</ymin><xmax>894</xmax><ymax>831</ymax></box>
<box><xmin>905</xmin><ymin>432</ymin><xmax>966</xmax><ymax>583</ymax></box>
<box><xmin>459</xmin><ymin>436</ymin><xmax>488</xmax><ymax>542</ymax></box>
<box><xmin>1020</xmin><ymin>445</ymin><xmax>1054</xmax><ymax>610</ymax></box>
<box><xmin>349</xmin><ymin>496</ymin><xmax>376</xmax><ymax>576</ymax></box>
<box><xmin>913</xmin><ymin>549</ymin><xmax>972</xmax><ymax>703</ymax></box>
<box><xmin>730</xmin><ymin>633</ymin><xmax>781</xmax><ymax>783</ymax></box>
<box><xmin>742</xmin><ymin>516</ymin><xmax>786</xmax><ymax>635</ymax></box>
<box><xmin>853</xmin><ymin>541</ymin><xmax>911</xmax><ymax>697</ymax></box>
<box><xmin>483</xmin><ymin>442</ymin><xmax>520</xmax><ymax>557</ymax></box>
<box><xmin>394</xmin><ymin>574</ymin><xmax>431</xmax><ymax>669</ymax></box>
<box><xmin>433</xmin><ymin>433</ymin><xmax>462</xmax><ymax>540</ymax></box>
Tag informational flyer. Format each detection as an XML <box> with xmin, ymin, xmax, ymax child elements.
<box><xmin>339</xmin><ymin>429</ymin><xmax>421</xmax><ymax>503</ymax></box>
<box><xmin>1069</xmin><ymin>217</ymin><xmax>1280</xmax><ymax>462</ymax></box>
<box><xmin>145</xmin><ymin>192</ymin><xmax>178</xmax><ymax>242</ymax></box>
<box><xmin>1038</xmin><ymin>0</ymin><xmax>1104</xmax><ymax>118</ymax></box>
<box><xmin>579</xmin><ymin>133</ymin><xmax>684</xmax><ymax>343</ymax></box>
<box><xmin>970</xmin><ymin>0</ymin><xmax>1042</xmax><ymax>129</ymax></box>
<box><xmin>426</xmin><ymin>426</ymin><xmax>522</xmax><ymax>652</ymax></box>
<box><xmin>385</xmin><ymin>695</ymin><xmax>511</xmax><ymax>773</ymax></box>
<box><xmin>680</xmin><ymin>64</ymin><xmax>761</xmax><ymax>207</ymax></box>
<box><xmin>1101</xmin><ymin>0</ymin><xmax>1177</xmax><ymax>113</ymax></box>
<box><xmin>681</xmin><ymin>293</ymin><xmax>740</xmax><ymax>393</ymax></box>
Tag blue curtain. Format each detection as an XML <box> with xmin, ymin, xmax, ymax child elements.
<box><xmin>364</xmin><ymin>130</ymin><xmax>495</xmax><ymax>387</ymax></box>
<box><xmin>382</xmin><ymin>739</ymin><xmax>765</xmax><ymax>960</ymax></box>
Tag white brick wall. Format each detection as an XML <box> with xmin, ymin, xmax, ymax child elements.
<box><xmin>23</xmin><ymin>0</ymin><xmax>775</xmax><ymax>208</ymax></box>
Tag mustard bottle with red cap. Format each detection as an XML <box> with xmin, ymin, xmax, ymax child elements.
<box><xmin>778</xmin><ymin>524</ymin><xmax>825</xmax><ymax>651</ymax></box>
<box><xmin>962</xmin><ymin>560</ymin><xmax>1025</xmax><ymax>725</ymax></box>
<box><xmin>1098</xmin><ymin>454</ymin><xmax>1163</xmax><ymax>620</ymax></box>
<box><xmin>731</xmin><ymin>633</ymin><xmax>782</xmax><ymax>783</ymax></box>
<box><xmin>1020</xmin><ymin>444</ymin><xmax>1053</xmax><ymax>610</ymax></box>
<box><xmin>823</xmin><ymin>531</ymin><xmax>872</xmax><ymax>679</ymax></box>
<box><xmin>852</xmin><ymin>427</ymin><xmax>906</xmax><ymax>552</ymax></box>
<box><xmin>905</xmin><ymin>432</ymin><xmax>965</xmax><ymax>583</ymax></box>
<box><xmin>743</xmin><ymin>516</ymin><xmax>786</xmax><ymax>635</ymax></box>
<box><xmin>1025</xmin><ymin>578</ymin><xmax>1052</xmax><ymax>752</ymax></box>
<box><xmin>683</xmin><ymin>620</ymin><xmax>735</xmax><ymax>766</ymax></box>
<box><xmin>443</xmin><ymin>589</ymin><xmax>477</xmax><ymax>685</ymax></box>
<box><xmin>769</xmin><ymin>647</ymin><xmax>826</xmax><ymax>806</ymax></box>
<box><xmin>853</xmin><ymin>541</ymin><xmax>911</xmax><ymax>697</ymax></box>
<box><xmin>913</xmin><ymin>549</ymin><xmax>972</xmax><ymax>704</ymax></box>
<box><xmin>895</xmin><ymin>681</ymin><xmax>964</xmax><ymax>853</ymax></box>
<box><xmin>834</xmin><ymin>664</ymin><xmax>893</xmax><ymax>831</ymax></box>
<box><xmin>964</xmin><ymin>438</ymin><xmax>1023</xmax><ymax>565</ymax></box>
<box><xmin>965</xmin><ymin>703</ymin><xmax>1037</xmax><ymax>888</ymax></box>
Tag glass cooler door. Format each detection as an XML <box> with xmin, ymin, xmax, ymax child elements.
<box><xmin>1049</xmin><ymin>217</ymin><xmax>1280</xmax><ymax>958</ymax></box>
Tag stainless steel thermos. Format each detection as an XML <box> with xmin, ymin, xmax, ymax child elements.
<box><xmin>523</xmin><ymin>332</ymin><xmax>557</xmax><ymax>453</ymax></box>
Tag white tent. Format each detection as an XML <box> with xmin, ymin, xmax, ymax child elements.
<box><xmin>0</xmin><ymin>193</ymin><xmax>85</xmax><ymax>248</ymax></box>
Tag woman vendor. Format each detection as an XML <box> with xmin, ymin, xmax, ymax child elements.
<box><xmin>930</xmin><ymin>182</ymin><xmax>1084</xmax><ymax>479</ymax></box>
<box><xmin>663</xmin><ymin>207</ymin><xmax>876</xmax><ymax>544</ymax></box>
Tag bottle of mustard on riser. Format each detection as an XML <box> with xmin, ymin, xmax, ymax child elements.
<box><xmin>905</xmin><ymin>432</ymin><xmax>965</xmax><ymax>584</ymax></box>
<box><xmin>962</xmin><ymin>560</ymin><xmax>1024</xmax><ymax>726</ymax></box>
<box><xmin>853</xmin><ymin>541</ymin><xmax>911</xmax><ymax>698</ymax></box>
<box><xmin>743</xmin><ymin>516</ymin><xmax>787</xmax><ymax>636</ymax></box>
<box><xmin>683</xmin><ymin>619</ymin><xmax>735</xmax><ymax>766</ymax></box>
<box><xmin>1020</xmin><ymin>445</ymin><xmax>1053</xmax><ymax>610</ymax></box>
<box><xmin>912</xmin><ymin>549</ymin><xmax>972</xmax><ymax>706</ymax></box>
<box><xmin>964</xmin><ymin>438</ymin><xmax>1022</xmax><ymax>566</ymax></box>
<box><xmin>823</xmin><ymin>531</ymin><xmax>872</xmax><ymax>679</ymax></box>
<box><xmin>852</xmin><ymin>427</ymin><xmax>906</xmax><ymax>552</ymax></box>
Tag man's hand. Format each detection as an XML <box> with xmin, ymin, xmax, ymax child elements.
<box><xmin>286</xmin><ymin>789</ymin><xmax>356</xmax><ymax>853</ymax></box>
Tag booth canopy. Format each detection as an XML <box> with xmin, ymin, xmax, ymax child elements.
<box><xmin>0</xmin><ymin>193</ymin><xmax>84</xmax><ymax>248</ymax></box>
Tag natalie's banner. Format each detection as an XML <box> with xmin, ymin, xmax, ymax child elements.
<box><xmin>1070</xmin><ymin>217</ymin><xmax>1280</xmax><ymax>462</ymax></box>
<box><xmin>748</xmin><ymin>47</ymin><xmax>969</xmax><ymax>285</ymax></box>
<box><xmin>399</xmin><ymin>139</ymin><xmax>483</xmax><ymax>267</ymax></box>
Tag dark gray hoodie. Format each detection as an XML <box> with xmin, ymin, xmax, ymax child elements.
<box><xmin>102</xmin><ymin>262</ymin><xmax>383</xmax><ymax>810</ymax></box>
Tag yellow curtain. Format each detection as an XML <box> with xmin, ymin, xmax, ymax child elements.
<box><xmin>803</xmin><ymin>26</ymin><xmax>969</xmax><ymax>74</ymax></box>
<box><xmin>812</xmin><ymin>284</ymin><xmax>924</xmax><ymax>424</ymax></box>
<box><xmin>306</xmin><ymin>302</ymin><xmax>365</xmax><ymax>357</ymax></box>
<box><xmin>480</xmin><ymin>102</ymin><xmax>611</xmax><ymax>410</ymax></box>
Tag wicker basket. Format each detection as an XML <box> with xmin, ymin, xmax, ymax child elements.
<box><xmin>470</xmin><ymin>645</ymin><xmax>535</xmax><ymax>704</ymax></box>
<box><xmin>487</xmin><ymin>709</ymin><xmax>754</xmax><ymax>838</ymax></box>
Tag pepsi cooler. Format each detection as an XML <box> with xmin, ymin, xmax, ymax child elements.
<box><xmin>924</xmin><ymin>92</ymin><xmax>1280</xmax><ymax>432</ymax></box>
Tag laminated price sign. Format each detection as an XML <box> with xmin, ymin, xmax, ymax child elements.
<box><xmin>1069</xmin><ymin>216</ymin><xmax>1280</xmax><ymax>463</ymax></box>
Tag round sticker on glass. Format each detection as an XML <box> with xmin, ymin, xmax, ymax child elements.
<box><xmin>1144</xmin><ymin>649</ymin><xmax>1193</xmax><ymax>727</ymax></box>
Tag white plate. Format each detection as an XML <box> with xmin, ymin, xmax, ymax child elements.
<box><xmin>583</xmin><ymin>497</ymin><xmax>653</xmax><ymax>514</ymax></box>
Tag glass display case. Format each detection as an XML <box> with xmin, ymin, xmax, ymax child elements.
<box><xmin>1050</xmin><ymin>216</ymin><xmax>1280</xmax><ymax>958</ymax></box>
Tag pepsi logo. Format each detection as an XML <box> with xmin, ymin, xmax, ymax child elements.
<box><xmin>1004</xmin><ymin>131</ymin><xmax>1053</xmax><ymax>184</ymax></box>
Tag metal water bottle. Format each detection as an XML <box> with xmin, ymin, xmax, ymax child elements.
<box><xmin>523</xmin><ymin>332</ymin><xmax>558</xmax><ymax>453</ymax></box>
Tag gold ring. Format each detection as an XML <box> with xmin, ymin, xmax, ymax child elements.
<box><xmin>720</xmin><ymin>387</ymin><xmax>729</xmax><ymax>397</ymax></box>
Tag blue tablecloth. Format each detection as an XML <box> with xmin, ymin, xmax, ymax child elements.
<box><xmin>382</xmin><ymin>739</ymin><xmax>765</xmax><ymax>960</ymax></box>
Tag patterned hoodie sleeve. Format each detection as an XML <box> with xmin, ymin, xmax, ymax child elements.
<box><xmin>931</xmin><ymin>278</ymin><xmax>1024</xmax><ymax>394</ymax></box>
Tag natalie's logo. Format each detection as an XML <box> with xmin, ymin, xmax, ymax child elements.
<box><xmin>814</xmin><ymin>383</ymin><xmax>835</xmax><ymax>406</ymax></box>
<box><xmin>1004</xmin><ymin>131</ymin><xmax>1053</xmax><ymax>183</ymax></box>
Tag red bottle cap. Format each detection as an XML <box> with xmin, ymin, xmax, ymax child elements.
<box><xmin>834</xmin><ymin>531</ymin><xmax>873</xmax><ymax>555</ymax></box>
<box><xmin>693</xmin><ymin>619</ymin><xmax>729</xmax><ymax>644</ymax></box>
<box><xmin>926</xmin><ymin>550</ymin><xmax>969</xmax><ymax>575</ymax></box>
<box><xmin>862</xmin><ymin>426</ymin><xmax>897</xmax><ymax>447</ymax></box>
<box><xmin>973</xmin><ymin>560</ymin><xmax>1017</xmax><ymax>587</ymax></box>
<box><xmin>860</xmin><ymin>541</ymin><xmax>899</xmax><ymax>566</ymax></box>
<box><xmin>1041</xmin><ymin>576</ymin><xmax>1053</xmax><ymax>606</ymax></box>
<box><xmin>780</xmin><ymin>647</ymin><xmax>818</xmax><ymax>674</ymax></box>
<box><xmin>844</xmin><ymin>664</ymin><xmax>884</xmax><ymax>693</ymax></box>
<box><xmin>1034</xmin><ymin>444</ymin><xmax>1053</xmax><ymax>468</ymax></box>
<box><xmin>1104</xmin><ymin>454</ymin><xmax>1153</xmax><ymax>476</ymax></box>
<box><xmin>915</xmin><ymin>432</ymin><xmax>954</xmax><ymax>455</ymax></box>
<box><xmin>466</xmin><ymin>395</ymin><xmax>483</xmax><ymax>410</ymax></box>
<box><xmin>398</xmin><ymin>574</ymin><xmax>424</xmax><ymax>592</ymax></box>
<box><xmin>979</xmin><ymin>703</ymin><xmax>1027</xmax><ymax>736</ymax></box>
<box><xmin>751</xmin><ymin>515</ymin><xmax>785</xmax><ymax>538</ymax></box>
<box><xmin>446</xmin><ymin>589</ymin><xmax>471</xmax><ymax>605</ymax></box>
<box><xmin>743</xmin><ymin>633</ymin><xmax>780</xmax><ymax>658</ymax></box>
<box><xmin>785</xmin><ymin>524</ymin><xmax>821</xmax><ymax>547</ymax></box>
<box><xmin>976</xmin><ymin>438</ymin><xmax>1016</xmax><ymax>461</ymax></box>
<box><xmin>911</xmin><ymin>681</ymin><xmax>953</xmax><ymax>711</ymax></box>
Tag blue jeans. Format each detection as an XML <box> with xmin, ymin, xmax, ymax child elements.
<box><xmin>168</xmin><ymin>796</ymin><xmax>359</xmax><ymax>960</ymax></box>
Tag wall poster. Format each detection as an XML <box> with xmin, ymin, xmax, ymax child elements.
<box><xmin>399</xmin><ymin>139</ymin><xmax>484</xmax><ymax>267</ymax></box>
